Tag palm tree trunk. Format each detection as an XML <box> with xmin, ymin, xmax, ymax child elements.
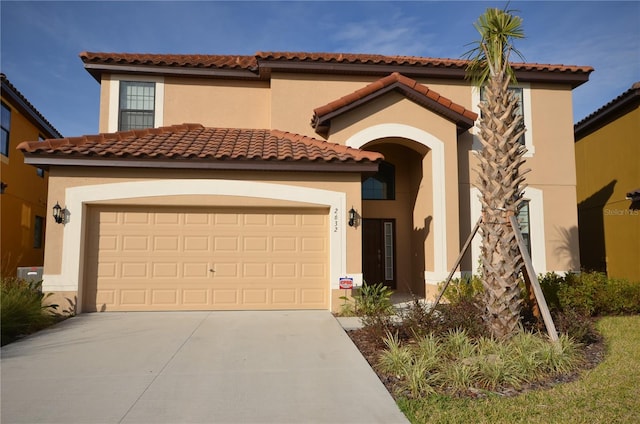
<box><xmin>476</xmin><ymin>70</ymin><xmax>527</xmax><ymax>339</ymax></box>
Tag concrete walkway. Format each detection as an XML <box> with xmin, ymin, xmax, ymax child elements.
<box><xmin>1</xmin><ymin>311</ymin><xmax>408</xmax><ymax>424</ymax></box>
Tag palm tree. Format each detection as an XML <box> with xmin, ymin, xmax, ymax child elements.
<box><xmin>465</xmin><ymin>7</ymin><xmax>528</xmax><ymax>339</ymax></box>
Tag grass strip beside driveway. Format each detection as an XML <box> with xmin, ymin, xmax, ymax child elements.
<box><xmin>397</xmin><ymin>315</ymin><xmax>640</xmax><ymax>424</ymax></box>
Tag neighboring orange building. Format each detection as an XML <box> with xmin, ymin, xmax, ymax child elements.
<box><xmin>575</xmin><ymin>82</ymin><xmax>640</xmax><ymax>282</ymax></box>
<box><xmin>1</xmin><ymin>74</ymin><xmax>62</xmax><ymax>277</ymax></box>
<box><xmin>18</xmin><ymin>52</ymin><xmax>592</xmax><ymax>313</ymax></box>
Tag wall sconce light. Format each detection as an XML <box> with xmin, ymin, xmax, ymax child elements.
<box><xmin>52</xmin><ymin>202</ymin><xmax>68</xmax><ymax>224</ymax></box>
<box><xmin>348</xmin><ymin>207</ymin><xmax>358</xmax><ymax>227</ymax></box>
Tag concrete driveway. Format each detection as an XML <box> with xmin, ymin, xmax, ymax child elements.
<box><xmin>1</xmin><ymin>311</ymin><xmax>408</xmax><ymax>424</ymax></box>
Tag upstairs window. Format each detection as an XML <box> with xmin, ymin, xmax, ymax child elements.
<box><xmin>362</xmin><ymin>161</ymin><xmax>395</xmax><ymax>200</ymax></box>
<box><xmin>480</xmin><ymin>86</ymin><xmax>525</xmax><ymax>146</ymax></box>
<box><xmin>1</xmin><ymin>102</ymin><xmax>10</xmax><ymax>157</ymax></box>
<box><xmin>119</xmin><ymin>81</ymin><xmax>155</xmax><ymax>131</ymax></box>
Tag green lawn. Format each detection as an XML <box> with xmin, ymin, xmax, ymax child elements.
<box><xmin>397</xmin><ymin>315</ymin><xmax>640</xmax><ymax>424</ymax></box>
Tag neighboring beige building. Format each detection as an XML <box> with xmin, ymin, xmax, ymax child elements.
<box><xmin>18</xmin><ymin>52</ymin><xmax>592</xmax><ymax>313</ymax></box>
<box><xmin>575</xmin><ymin>82</ymin><xmax>640</xmax><ymax>282</ymax></box>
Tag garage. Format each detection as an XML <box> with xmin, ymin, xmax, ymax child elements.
<box><xmin>83</xmin><ymin>205</ymin><xmax>329</xmax><ymax>311</ymax></box>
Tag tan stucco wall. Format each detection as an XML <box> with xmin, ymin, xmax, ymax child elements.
<box><xmin>163</xmin><ymin>77</ymin><xmax>270</xmax><ymax>129</ymax></box>
<box><xmin>98</xmin><ymin>75</ymin><xmax>111</xmax><ymax>132</ymax></box>
<box><xmin>575</xmin><ymin>106</ymin><xmax>640</xmax><ymax>282</ymax></box>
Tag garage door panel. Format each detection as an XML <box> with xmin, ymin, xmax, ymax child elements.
<box><xmin>152</xmin><ymin>263</ymin><xmax>179</xmax><ymax>278</ymax></box>
<box><xmin>183</xmin><ymin>262</ymin><xmax>210</xmax><ymax>278</ymax></box>
<box><xmin>151</xmin><ymin>290</ymin><xmax>178</xmax><ymax>305</ymax></box>
<box><xmin>123</xmin><ymin>211</ymin><xmax>151</xmax><ymax>224</ymax></box>
<box><xmin>184</xmin><ymin>236</ymin><xmax>209</xmax><ymax>251</ymax></box>
<box><xmin>120</xmin><ymin>290</ymin><xmax>147</xmax><ymax>305</ymax></box>
<box><xmin>84</xmin><ymin>206</ymin><xmax>328</xmax><ymax>311</ymax></box>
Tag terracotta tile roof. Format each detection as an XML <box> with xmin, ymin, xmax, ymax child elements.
<box><xmin>1</xmin><ymin>73</ymin><xmax>63</xmax><ymax>138</ymax></box>
<box><xmin>312</xmin><ymin>72</ymin><xmax>478</xmax><ymax>134</ymax></box>
<box><xmin>17</xmin><ymin>124</ymin><xmax>382</xmax><ymax>165</ymax></box>
<box><xmin>80</xmin><ymin>52</ymin><xmax>258</xmax><ymax>70</ymax></box>
<box><xmin>257</xmin><ymin>52</ymin><xmax>593</xmax><ymax>75</ymax></box>
<box><xmin>80</xmin><ymin>51</ymin><xmax>593</xmax><ymax>87</ymax></box>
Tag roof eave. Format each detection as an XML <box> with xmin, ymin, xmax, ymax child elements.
<box><xmin>22</xmin><ymin>155</ymin><xmax>380</xmax><ymax>173</ymax></box>
<box><xmin>83</xmin><ymin>63</ymin><xmax>261</xmax><ymax>82</ymax></box>
<box><xmin>258</xmin><ymin>59</ymin><xmax>592</xmax><ymax>87</ymax></box>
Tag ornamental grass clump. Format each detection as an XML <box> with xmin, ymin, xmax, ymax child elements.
<box><xmin>375</xmin><ymin>328</ymin><xmax>581</xmax><ymax>398</ymax></box>
<box><xmin>1</xmin><ymin>277</ymin><xmax>58</xmax><ymax>345</ymax></box>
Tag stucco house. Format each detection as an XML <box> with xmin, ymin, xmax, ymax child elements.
<box><xmin>17</xmin><ymin>52</ymin><xmax>592</xmax><ymax>313</ymax></box>
<box><xmin>1</xmin><ymin>73</ymin><xmax>62</xmax><ymax>278</ymax></box>
<box><xmin>575</xmin><ymin>82</ymin><xmax>640</xmax><ymax>282</ymax></box>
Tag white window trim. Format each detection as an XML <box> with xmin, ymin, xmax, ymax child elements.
<box><xmin>108</xmin><ymin>75</ymin><xmax>164</xmax><ymax>132</ymax></box>
<box><xmin>471</xmin><ymin>83</ymin><xmax>535</xmax><ymax>157</ymax></box>
<box><xmin>468</xmin><ymin>186</ymin><xmax>547</xmax><ymax>274</ymax></box>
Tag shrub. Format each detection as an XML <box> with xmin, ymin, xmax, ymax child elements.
<box><xmin>438</xmin><ymin>274</ymin><xmax>484</xmax><ymax>304</ymax></box>
<box><xmin>538</xmin><ymin>271</ymin><xmax>640</xmax><ymax>317</ymax></box>
<box><xmin>433</xmin><ymin>299</ymin><xmax>488</xmax><ymax>339</ymax></box>
<box><xmin>339</xmin><ymin>282</ymin><xmax>394</xmax><ymax>317</ymax></box>
<box><xmin>553</xmin><ymin>308</ymin><xmax>599</xmax><ymax>344</ymax></box>
<box><xmin>593</xmin><ymin>277</ymin><xmax>640</xmax><ymax>315</ymax></box>
<box><xmin>354</xmin><ymin>282</ymin><xmax>394</xmax><ymax>316</ymax></box>
<box><xmin>1</xmin><ymin>278</ymin><xmax>58</xmax><ymax>345</ymax></box>
<box><xmin>558</xmin><ymin>272</ymin><xmax>603</xmax><ymax>315</ymax></box>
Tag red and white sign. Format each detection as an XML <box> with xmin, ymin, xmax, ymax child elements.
<box><xmin>339</xmin><ymin>277</ymin><xmax>353</xmax><ymax>289</ymax></box>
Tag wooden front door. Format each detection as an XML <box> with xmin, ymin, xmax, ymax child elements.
<box><xmin>362</xmin><ymin>219</ymin><xmax>396</xmax><ymax>288</ymax></box>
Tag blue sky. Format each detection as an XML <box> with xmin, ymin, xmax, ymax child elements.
<box><xmin>1</xmin><ymin>0</ymin><xmax>639</xmax><ymax>137</ymax></box>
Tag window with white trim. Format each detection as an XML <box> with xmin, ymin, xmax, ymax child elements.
<box><xmin>119</xmin><ymin>81</ymin><xmax>155</xmax><ymax>131</ymax></box>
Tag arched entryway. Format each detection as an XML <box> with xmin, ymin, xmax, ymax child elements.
<box><xmin>359</xmin><ymin>138</ymin><xmax>431</xmax><ymax>296</ymax></box>
<box><xmin>346</xmin><ymin>123</ymin><xmax>450</xmax><ymax>297</ymax></box>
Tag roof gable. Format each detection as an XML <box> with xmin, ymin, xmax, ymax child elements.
<box><xmin>17</xmin><ymin>124</ymin><xmax>382</xmax><ymax>172</ymax></box>
<box><xmin>311</xmin><ymin>72</ymin><xmax>478</xmax><ymax>136</ymax></box>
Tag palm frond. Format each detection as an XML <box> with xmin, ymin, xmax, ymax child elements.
<box><xmin>464</xmin><ymin>6</ymin><xmax>525</xmax><ymax>87</ymax></box>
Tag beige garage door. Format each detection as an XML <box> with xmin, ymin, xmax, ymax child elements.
<box><xmin>84</xmin><ymin>206</ymin><xmax>329</xmax><ymax>311</ymax></box>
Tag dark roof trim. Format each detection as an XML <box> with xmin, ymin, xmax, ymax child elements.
<box><xmin>1</xmin><ymin>74</ymin><xmax>63</xmax><ymax>138</ymax></box>
<box><xmin>22</xmin><ymin>155</ymin><xmax>379</xmax><ymax>173</ymax></box>
<box><xmin>575</xmin><ymin>82</ymin><xmax>640</xmax><ymax>140</ymax></box>
<box><xmin>258</xmin><ymin>59</ymin><xmax>591</xmax><ymax>88</ymax></box>
<box><xmin>83</xmin><ymin>63</ymin><xmax>261</xmax><ymax>82</ymax></box>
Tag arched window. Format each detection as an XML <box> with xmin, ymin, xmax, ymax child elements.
<box><xmin>362</xmin><ymin>161</ymin><xmax>395</xmax><ymax>200</ymax></box>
